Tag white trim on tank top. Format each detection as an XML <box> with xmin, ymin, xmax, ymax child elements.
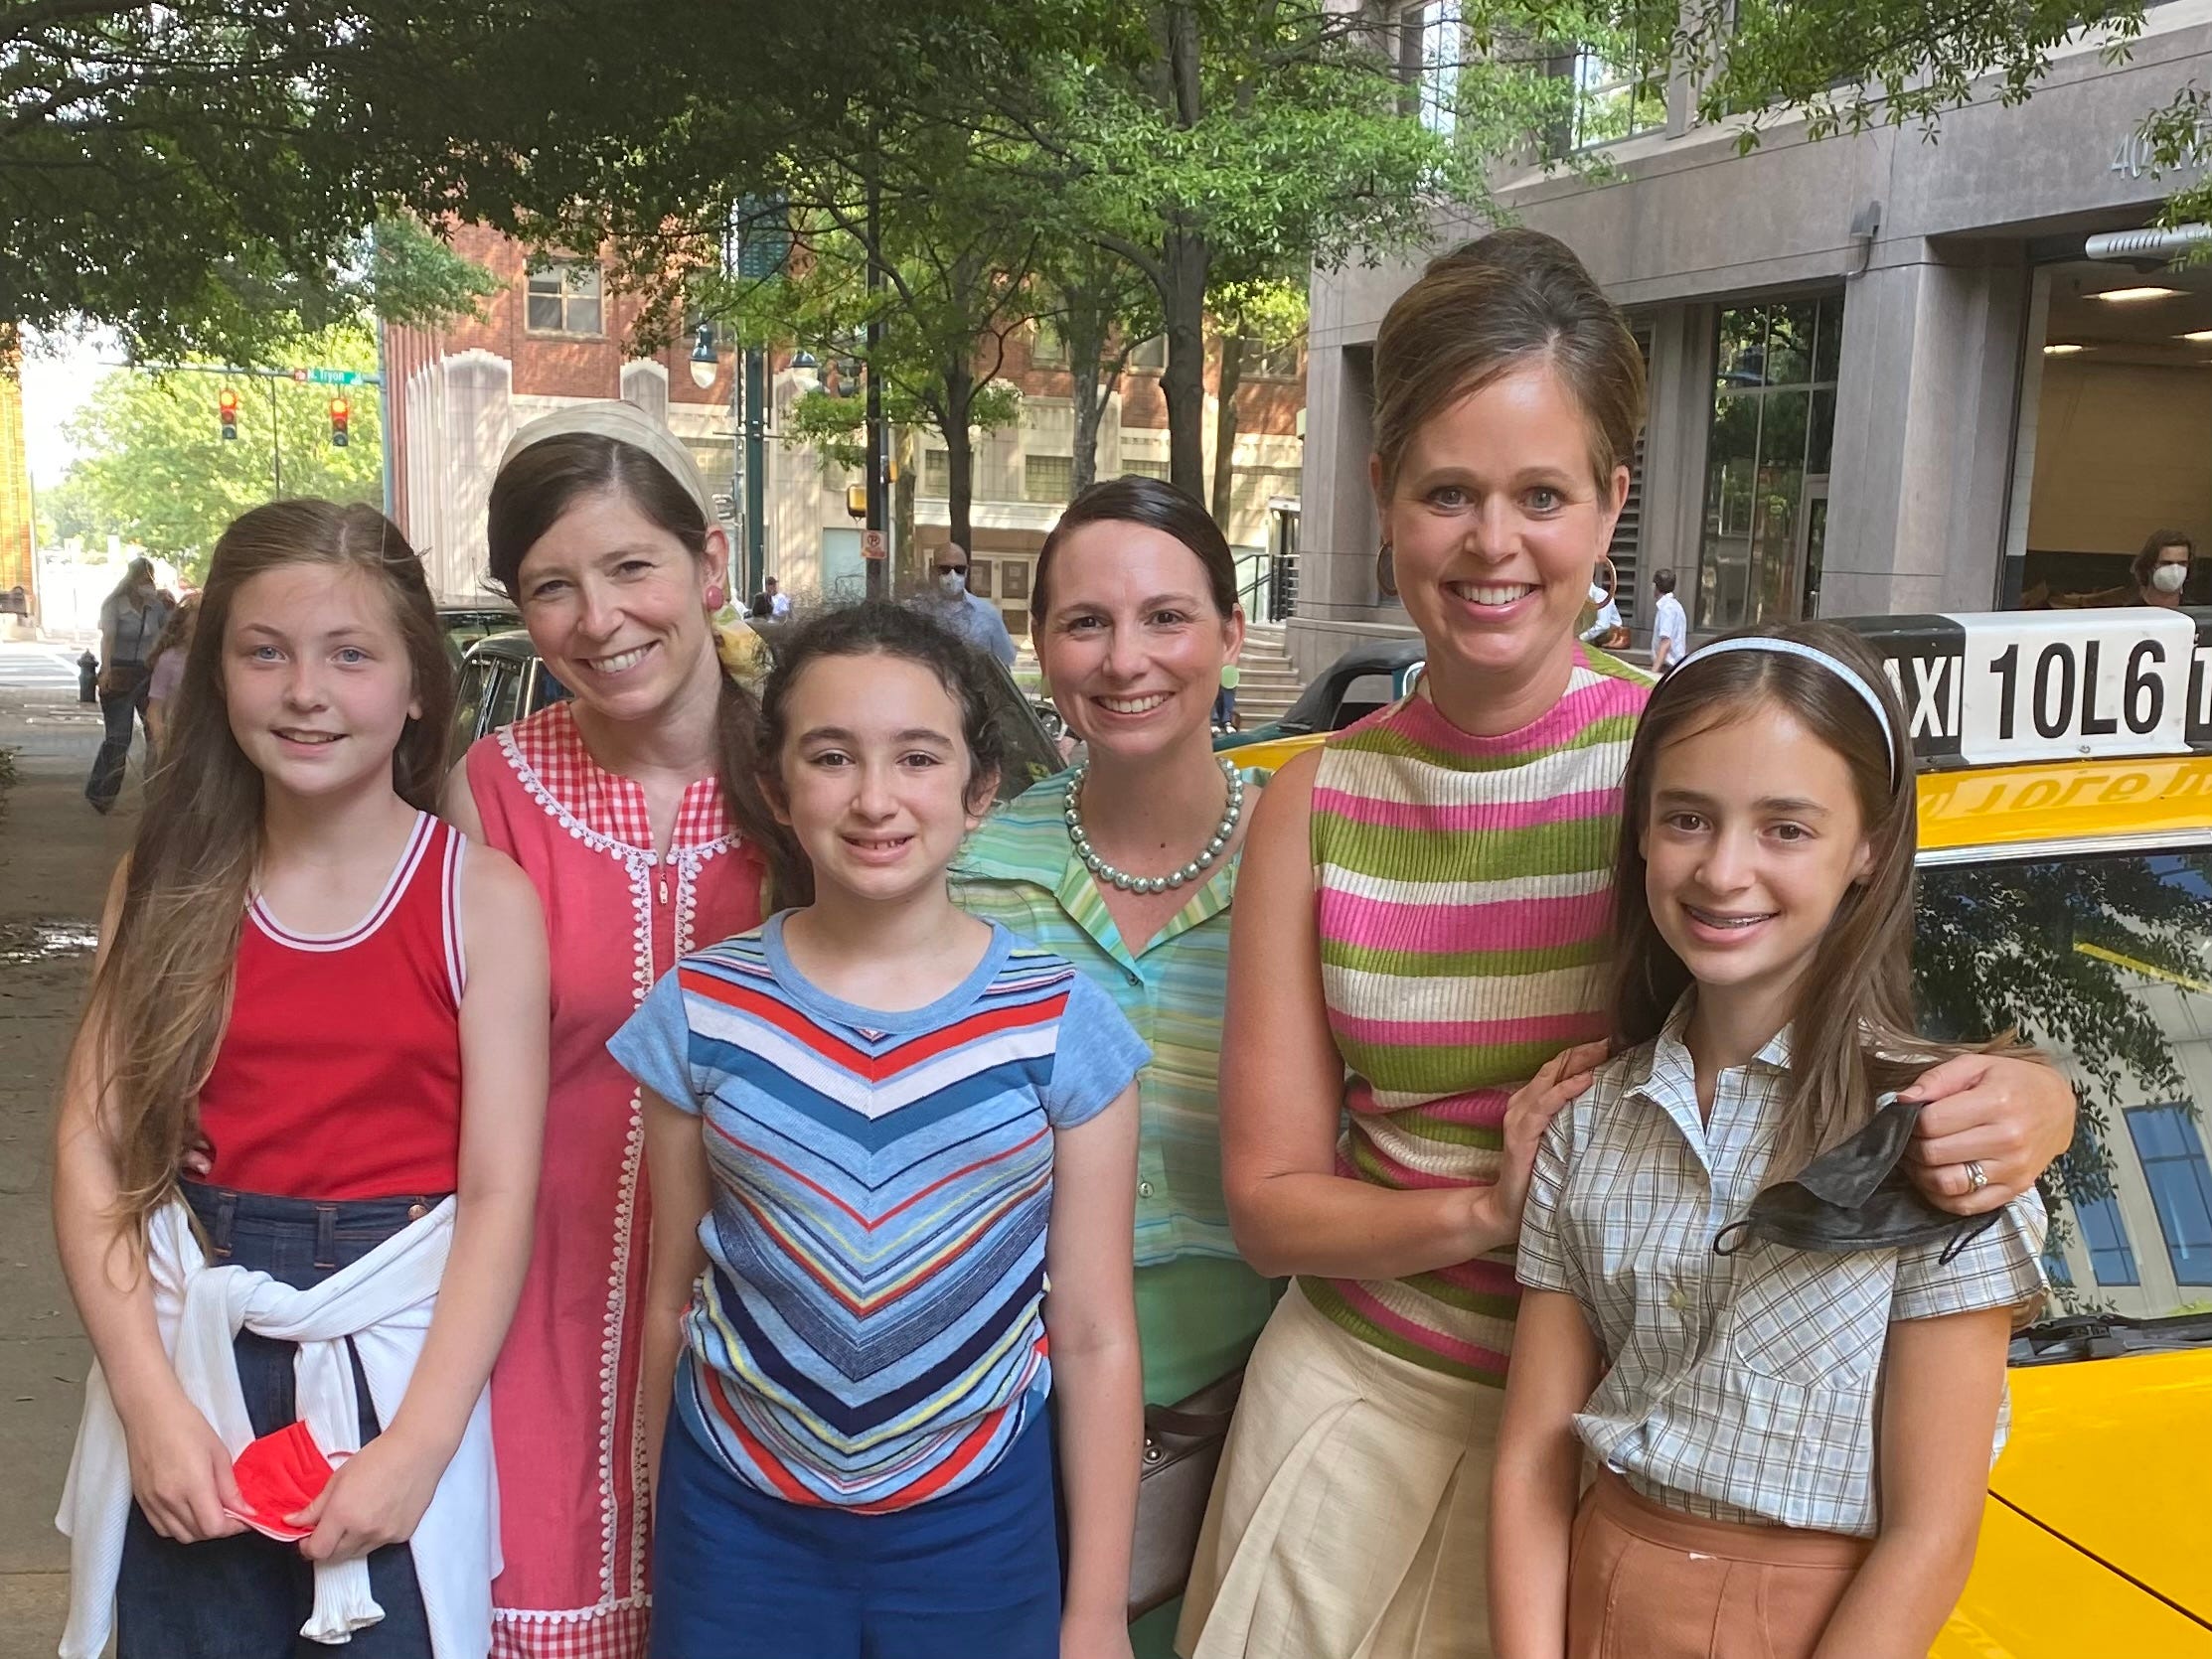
<box><xmin>248</xmin><ymin>812</ymin><xmax>435</xmax><ymax>951</ymax></box>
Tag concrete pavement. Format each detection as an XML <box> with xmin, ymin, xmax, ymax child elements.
<box><xmin>0</xmin><ymin>642</ymin><xmax>144</xmax><ymax>1657</ymax></box>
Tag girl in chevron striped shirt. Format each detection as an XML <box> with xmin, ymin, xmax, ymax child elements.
<box><xmin>610</xmin><ymin>601</ymin><xmax>1150</xmax><ymax>1659</ymax></box>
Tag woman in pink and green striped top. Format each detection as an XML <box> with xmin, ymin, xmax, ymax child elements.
<box><xmin>1299</xmin><ymin>642</ymin><xmax>1646</xmax><ymax>1385</ymax></box>
<box><xmin>1178</xmin><ymin>230</ymin><xmax>2079</xmax><ymax>1659</ymax></box>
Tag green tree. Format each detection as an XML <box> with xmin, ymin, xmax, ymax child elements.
<box><xmin>58</xmin><ymin>326</ymin><xmax>384</xmax><ymax>579</ymax></box>
<box><xmin>1670</xmin><ymin>0</ymin><xmax>2144</xmax><ymax>149</ymax></box>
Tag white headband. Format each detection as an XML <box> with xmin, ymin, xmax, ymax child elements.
<box><xmin>499</xmin><ymin>400</ymin><xmax>717</xmax><ymax>526</ymax></box>
<box><xmin>1667</xmin><ymin>636</ymin><xmax>1902</xmax><ymax>781</ymax></box>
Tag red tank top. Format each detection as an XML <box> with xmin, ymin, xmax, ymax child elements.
<box><xmin>196</xmin><ymin>813</ymin><xmax>467</xmax><ymax>1200</ymax></box>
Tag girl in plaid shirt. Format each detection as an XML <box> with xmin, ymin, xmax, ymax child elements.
<box><xmin>1493</xmin><ymin>624</ymin><xmax>2047</xmax><ymax>1659</ymax></box>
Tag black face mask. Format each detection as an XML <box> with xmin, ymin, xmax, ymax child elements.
<box><xmin>1713</xmin><ymin>1095</ymin><xmax>2001</xmax><ymax>1263</ymax></box>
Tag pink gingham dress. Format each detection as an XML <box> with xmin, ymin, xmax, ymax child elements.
<box><xmin>465</xmin><ymin>702</ymin><xmax>764</xmax><ymax>1659</ymax></box>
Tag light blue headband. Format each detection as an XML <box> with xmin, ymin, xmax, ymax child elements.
<box><xmin>1668</xmin><ymin>636</ymin><xmax>1901</xmax><ymax>782</ymax></box>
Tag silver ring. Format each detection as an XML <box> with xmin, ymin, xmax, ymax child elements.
<box><xmin>1965</xmin><ymin>1160</ymin><xmax>1989</xmax><ymax>1193</ymax></box>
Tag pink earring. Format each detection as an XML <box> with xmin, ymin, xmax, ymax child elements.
<box><xmin>705</xmin><ymin>584</ymin><xmax>725</xmax><ymax>609</ymax></box>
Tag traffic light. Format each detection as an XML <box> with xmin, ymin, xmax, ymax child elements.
<box><xmin>329</xmin><ymin>397</ymin><xmax>350</xmax><ymax>447</ymax></box>
<box><xmin>846</xmin><ymin>483</ymin><xmax>868</xmax><ymax>521</ymax></box>
<box><xmin>219</xmin><ymin>387</ymin><xmax>239</xmax><ymax>441</ymax></box>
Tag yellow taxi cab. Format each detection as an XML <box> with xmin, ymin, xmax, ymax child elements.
<box><xmin>1239</xmin><ymin>608</ymin><xmax>2212</xmax><ymax>1654</ymax></box>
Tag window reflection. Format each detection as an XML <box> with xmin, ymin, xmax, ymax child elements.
<box><xmin>1914</xmin><ymin>847</ymin><xmax>2212</xmax><ymax>1317</ymax></box>
<box><xmin>1699</xmin><ymin>294</ymin><xmax>1843</xmax><ymax>629</ymax></box>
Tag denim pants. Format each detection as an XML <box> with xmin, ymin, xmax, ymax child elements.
<box><xmin>114</xmin><ymin>1182</ymin><xmax>447</xmax><ymax>1659</ymax></box>
<box><xmin>650</xmin><ymin>1411</ymin><xmax>1063</xmax><ymax>1659</ymax></box>
<box><xmin>85</xmin><ymin>662</ymin><xmax>152</xmax><ymax>810</ymax></box>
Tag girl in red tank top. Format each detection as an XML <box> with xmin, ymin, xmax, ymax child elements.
<box><xmin>54</xmin><ymin>502</ymin><xmax>549</xmax><ymax>1659</ymax></box>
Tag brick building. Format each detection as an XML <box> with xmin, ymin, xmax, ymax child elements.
<box><xmin>384</xmin><ymin>225</ymin><xmax>1305</xmax><ymax>641</ymax></box>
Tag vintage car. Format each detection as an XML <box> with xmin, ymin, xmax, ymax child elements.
<box><xmin>1241</xmin><ymin>608</ymin><xmax>2212</xmax><ymax>1653</ymax></box>
<box><xmin>449</xmin><ymin>626</ymin><xmax>1064</xmax><ymax>804</ymax></box>
<box><xmin>1216</xmin><ymin>637</ymin><xmax>1427</xmax><ymax>770</ymax></box>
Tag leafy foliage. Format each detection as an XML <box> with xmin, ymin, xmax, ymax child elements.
<box><xmin>4</xmin><ymin>4</ymin><xmax>499</xmax><ymax>358</ymax></box>
<box><xmin>1914</xmin><ymin>848</ymin><xmax>2208</xmax><ymax>1265</ymax></box>
<box><xmin>1681</xmin><ymin>0</ymin><xmax>2145</xmax><ymax>151</ymax></box>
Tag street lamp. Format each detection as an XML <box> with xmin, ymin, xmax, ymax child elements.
<box><xmin>689</xmin><ymin>323</ymin><xmax>718</xmax><ymax>390</ymax></box>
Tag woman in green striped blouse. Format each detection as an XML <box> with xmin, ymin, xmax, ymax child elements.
<box><xmin>950</xmin><ymin>477</ymin><xmax>1274</xmax><ymax>1659</ymax></box>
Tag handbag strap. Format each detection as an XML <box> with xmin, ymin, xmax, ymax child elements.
<box><xmin>1144</xmin><ymin>1367</ymin><xmax>1245</xmax><ymax>1438</ymax></box>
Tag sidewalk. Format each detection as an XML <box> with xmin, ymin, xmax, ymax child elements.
<box><xmin>0</xmin><ymin>648</ymin><xmax>143</xmax><ymax>1657</ymax></box>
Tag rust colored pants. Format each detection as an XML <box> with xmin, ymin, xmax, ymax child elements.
<box><xmin>1567</xmin><ymin>1470</ymin><xmax>1872</xmax><ymax>1659</ymax></box>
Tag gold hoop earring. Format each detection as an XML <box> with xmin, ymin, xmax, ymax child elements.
<box><xmin>1376</xmin><ymin>539</ymin><xmax>1398</xmax><ymax>599</ymax></box>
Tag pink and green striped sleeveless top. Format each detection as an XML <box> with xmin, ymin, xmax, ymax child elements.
<box><xmin>1302</xmin><ymin>648</ymin><xmax>1650</xmax><ymax>1386</ymax></box>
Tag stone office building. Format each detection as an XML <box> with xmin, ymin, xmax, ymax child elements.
<box><xmin>1294</xmin><ymin>3</ymin><xmax>2212</xmax><ymax>672</ymax></box>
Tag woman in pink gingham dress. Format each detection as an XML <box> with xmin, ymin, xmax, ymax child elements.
<box><xmin>444</xmin><ymin>403</ymin><xmax>796</xmax><ymax>1658</ymax></box>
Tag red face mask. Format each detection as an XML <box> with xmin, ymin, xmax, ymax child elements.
<box><xmin>226</xmin><ymin>1421</ymin><xmax>339</xmax><ymax>1541</ymax></box>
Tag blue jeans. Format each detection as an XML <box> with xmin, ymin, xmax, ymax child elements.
<box><xmin>114</xmin><ymin>1183</ymin><xmax>447</xmax><ymax>1659</ymax></box>
<box><xmin>650</xmin><ymin>1411</ymin><xmax>1063</xmax><ymax>1658</ymax></box>
<box><xmin>85</xmin><ymin>662</ymin><xmax>151</xmax><ymax>810</ymax></box>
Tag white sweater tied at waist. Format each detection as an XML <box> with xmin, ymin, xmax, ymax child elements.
<box><xmin>57</xmin><ymin>1195</ymin><xmax>499</xmax><ymax>1657</ymax></box>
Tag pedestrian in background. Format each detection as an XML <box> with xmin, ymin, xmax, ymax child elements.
<box><xmin>1493</xmin><ymin>624</ymin><xmax>2044</xmax><ymax>1658</ymax></box>
<box><xmin>444</xmin><ymin>401</ymin><xmax>801</xmax><ymax>1659</ymax></box>
<box><xmin>54</xmin><ymin>500</ymin><xmax>547</xmax><ymax>1659</ymax></box>
<box><xmin>917</xmin><ymin>541</ymin><xmax>1018</xmax><ymax>666</ymax></box>
<box><xmin>142</xmin><ymin>595</ymin><xmax>198</xmax><ymax>758</ymax></box>
<box><xmin>617</xmin><ymin>602</ymin><xmax>1146</xmax><ymax>1659</ymax></box>
<box><xmin>2129</xmin><ymin>528</ymin><xmax>2195</xmax><ymax>609</ymax></box>
<box><xmin>1579</xmin><ymin>557</ymin><xmax>1625</xmax><ymax>648</ymax></box>
<box><xmin>84</xmin><ymin>557</ymin><xmax>171</xmax><ymax>813</ymax></box>
<box><xmin>1650</xmin><ymin>566</ymin><xmax>1687</xmax><ymax>674</ymax></box>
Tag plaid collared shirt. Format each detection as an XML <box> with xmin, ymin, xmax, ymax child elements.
<box><xmin>1517</xmin><ymin>1006</ymin><xmax>2046</xmax><ymax>1538</ymax></box>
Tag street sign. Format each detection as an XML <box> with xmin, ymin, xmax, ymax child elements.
<box><xmin>862</xmin><ymin>530</ymin><xmax>887</xmax><ymax>560</ymax></box>
<box><xmin>290</xmin><ymin>368</ymin><xmax>366</xmax><ymax>385</ymax></box>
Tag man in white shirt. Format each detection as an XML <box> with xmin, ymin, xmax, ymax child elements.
<box><xmin>1650</xmin><ymin>567</ymin><xmax>1688</xmax><ymax>676</ymax></box>
<box><xmin>766</xmin><ymin>576</ymin><xmax>791</xmax><ymax>619</ymax></box>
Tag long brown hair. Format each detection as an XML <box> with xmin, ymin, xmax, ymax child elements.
<box><xmin>486</xmin><ymin>434</ymin><xmax>803</xmax><ymax>902</ymax></box>
<box><xmin>1608</xmin><ymin>622</ymin><xmax>2023</xmax><ymax>1179</ymax></box>
<box><xmin>1372</xmin><ymin>227</ymin><xmax>1646</xmax><ymax>500</ymax></box>
<box><xmin>82</xmin><ymin>502</ymin><xmax>454</xmax><ymax>1235</ymax></box>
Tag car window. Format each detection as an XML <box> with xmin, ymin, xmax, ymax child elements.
<box><xmin>526</xmin><ymin>662</ymin><xmax>572</xmax><ymax>714</ymax></box>
<box><xmin>982</xmin><ymin>660</ymin><xmax>1064</xmax><ymax>801</ymax></box>
<box><xmin>484</xmin><ymin>662</ymin><xmax>523</xmax><ymax>734</ymax></box>
<box><xmin>1914</xmin><ymin>844</ymin><xmax>2212</xmax><ymax>1340</ymax></box>
<box><xmin>1334</xmin><ymin>674</ymin><xmax>1398</xmax><ymax>730</ymax></box>
<box><xmin>452</xmin><ymin>657</ymin><xmax>494</xmax><ymax>755</ymax></box>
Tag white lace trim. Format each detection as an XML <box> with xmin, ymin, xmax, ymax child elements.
<box><xmin>494</xmin><ymin>719</ymin><xmax>740</xmax><ymax>865</ymax></box>
<box><xmin>492</xmin><ymin>1595</ymin><xmax>650</xmax><ymax>1626</ymax></box>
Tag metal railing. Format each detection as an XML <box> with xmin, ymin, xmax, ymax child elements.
<box><xmin>1238</xmin><ymin>553</ymin><xmax>1300</xmax><ymax>625</ymax></box>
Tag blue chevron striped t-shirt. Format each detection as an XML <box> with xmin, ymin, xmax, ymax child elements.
<box><xmin>609</xmin><ymin>913</ymin><xmax>1147</xmax><ymax>1512</ymax></box>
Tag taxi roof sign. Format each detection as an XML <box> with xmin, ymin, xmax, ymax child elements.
<box><xmin>1843</xmin><ymin>608</ymin><xmax>2212</xmax><ymax>769</ymax></box>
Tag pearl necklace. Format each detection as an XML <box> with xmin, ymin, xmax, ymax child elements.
<box><xmin>1064</xmin><ymin>755</ymin><xmax>1246</xmax><ymax>894</ymax></box>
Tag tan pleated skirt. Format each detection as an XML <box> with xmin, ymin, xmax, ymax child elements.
<box><xmin>1176</xmin><ymin>1281</ymin><xmax>1503</xmax><ymax>1659</ymax></box>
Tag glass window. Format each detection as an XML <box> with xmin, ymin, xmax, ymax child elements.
<box><xmin>526</xmin><ymin>262</ymin><xmax>604</xmax><ymax>336</ymax></box>
<box><xmin>1000</xmin><ymin>559</ymin><xmax>1031</xmax><ymax>601</ymax></box>
<box><xmin>1031</xmin><ymin>320</ymin><xmax>1067</xmax><ymax>369</ymax></box>
<box><xmin>1248</xmin><ymin>339</ymin><xmax>1303</xmax><ymax>380</ymax></box>
<box><xmin>922</xmin><ymin>449</ymin><xmax>950</xmax><ymax>496</ymax></box>
<box><xmin>1914</xmin><ymin>845</ymin><xmax>2212</xmax><ymax>1318</ymax></box>
<box><xmin>1129</xmin><ymin>336</ymin><xmax>1167</xmax><ymax>373</ymax></box>
<box><xmin>1121</xmin><ymin>457</ymin><xmax>1170</xmax><ymax>480</ymax></box>
<box><xmin>2043</xmin><ymin>1237</ymin><xmax>2075</xmax><ymax>1287</ymax></box>
<box><xmin>968</xmin><ymin>558</ymin><xmax>995</xmax><ymax>600</ymax></box>
<box><xmin>1697</xmin><ymin>295</ymin><xmax>1843</xmax><ymax>629</ymax></box>
<box><xmin>1025</xmin><ymin>454</ymin><xmax>1073</xmax><ymax>504</ymax></box>
<box><xmin>2128</xmin><ymin>1105</ymin><xmax>2212</xmax><ymax>1285</ymax></box>
<box><xmin>1397</xmin><ymin>2</ymin><xmax>1461</xmax><ymax>136</ymax></box>
<box><xmin>2076</xmin><ymin>1189</ymin><xmax>2140</xmax><ymax>1286</ymax></box>
<box><xmin>1569</xmin><ymin>37</ymin><xmax>1666</xmax><ymax>150</ymax></box>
